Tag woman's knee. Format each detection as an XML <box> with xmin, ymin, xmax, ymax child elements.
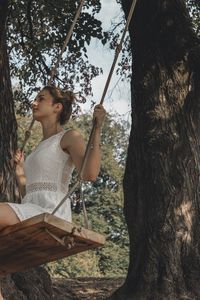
<box><xmin>0</xmin><ymin>203</ymin><xmax>20</xmax><ymax>227</ymax></box>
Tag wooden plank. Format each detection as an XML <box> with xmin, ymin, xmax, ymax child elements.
<box><xmin>44</xmin><ymin>213</ymin><xmax>106</xmax><ymax>245</ymax></box>
<box><xmin>0</xmin><ymin>214</ymin><xmax>46</xmax><ymax>236</ymax></box>
<box><xmin>0</xmin><ymin>213</ymin><xmax>106</xmax><ymax>276</ymax></box>
<box><xmin>0</xmin><ymin>213</ymin><xmax>105</xmax><ymax>245</ymax></box>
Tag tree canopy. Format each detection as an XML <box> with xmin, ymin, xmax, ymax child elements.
<box><xmin>6</xmin><ymin>0</ymin><xmax>200</xmax><ymax>115</ymax></box>
<box><xmin>8</xmin><ymin>0</ymin><xmax>109</xmax><ymax>114</ymax></box>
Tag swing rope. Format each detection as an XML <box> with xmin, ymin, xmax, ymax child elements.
<box><xmin>20</xmin><ymin>0</ymin><xmax>86</xmax><ymax>151</ymax></box>
<box><xmin>48</xmin><ymin>0</ymin><xmax>86</xmax><ymax>85</ymax></box>
<box><xmin>51</xmin><ymin>0</ymin><xmax>138</xmax><ymax>228</ymax></box>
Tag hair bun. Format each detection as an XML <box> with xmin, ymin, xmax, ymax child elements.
<box><xmin>62</xmin><ymin>90</ymin><xmax>76</xmax><ymax>104</ymax></box>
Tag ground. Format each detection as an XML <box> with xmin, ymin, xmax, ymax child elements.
<box><xmin>52</xmin><ymin>278</ymin><xmax>124</xmax><ymax>300</ymax></box>
<box><xmin>1</xmin><ymin>269</ymin><xmax>124</xmax><ymax>300</ymax></box>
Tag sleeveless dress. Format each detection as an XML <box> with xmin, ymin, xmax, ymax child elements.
<box><xmin>8</xmin><ymin>130</ymin><xmax>74</xmax><ymax>222</ymax></box>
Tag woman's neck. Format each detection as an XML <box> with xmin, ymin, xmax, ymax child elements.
<box><xmin>41</xmin><ymin>121</ymin><xmax>63</xmax><ymax>140</ymax></box>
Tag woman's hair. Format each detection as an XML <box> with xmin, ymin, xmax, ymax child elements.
<box><xmin>42</xmin><ymin>86</ymin><xmax>76</xmax><ymax>125</ymax></box>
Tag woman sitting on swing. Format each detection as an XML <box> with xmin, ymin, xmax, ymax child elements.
<box><xmin>0</xmin><ymin>85</ymin><xmax>106</xmax><ymax>229</ymax></box>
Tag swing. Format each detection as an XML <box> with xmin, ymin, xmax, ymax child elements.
<box><xmin>0</xmin><ymin>0</ymin><xmax>137</xmax><ymax>276</ymax></box>
<box><xmin>0</xmin><ymin>213</ymin><xmax>105</xmax><ymax>276</ymax></box>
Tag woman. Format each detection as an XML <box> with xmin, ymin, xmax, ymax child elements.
<box><xmin>0</xmin><ymin>85</ymin><xmax>106</xmax><ymax>230</ymax></box>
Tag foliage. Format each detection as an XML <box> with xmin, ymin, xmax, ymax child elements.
<box><xmin>17</xmin><ymin>112</ymin><xmax>129</xmax><ymax>277</ymax></box>
<box><xmin>8</xmin><ymin>0</ymin><xmax>109</xmax><ymax>114</ymax></box>
<box><xmin>186</xmin><ymin>0</ymin><xmax>200</xmax><ymax>36</ymax></box>
<box><xmin>9</xmin><ymin>0</ymin><xmax>199</xmax><ymax>115</ymax></box>
<box><xmin>106</xmin><ymin>0</ymin><xmax>200</xmax><ymax>82</ymax></box>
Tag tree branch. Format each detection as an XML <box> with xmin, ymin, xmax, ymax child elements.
<box><xmin>27</xmin><ymin>0</ymin><xmax>34</xmax><ymax>40</ymax></box>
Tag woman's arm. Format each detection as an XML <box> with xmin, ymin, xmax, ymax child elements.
<box><xmin>61</xmin><ymin>104</ymin><xmax>106</xmax><ymax>181</ymax></box>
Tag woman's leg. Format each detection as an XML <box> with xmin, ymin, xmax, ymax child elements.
<box><xmin>0</xmin><ymin>203</ymin><xmax>20</xmax><ymax>230</ymax></box>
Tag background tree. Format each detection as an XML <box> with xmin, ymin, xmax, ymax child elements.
<box><xmin>8</xmin><ymin>0</ymin><xmax>108</xmax><ymax>114</ymax></box>
<box><xmin>67</xmin><ymin>114</ymin><xmax>130</xmax><ymax>277</ymax></box>
<box><xmin>111</xmin><ymin>0</ymin><xmax>200</xmax><ymax>299</ymax></box>
<box><xmin>187</xmin><ymin>0</ymin><xmax>200</xmax><ymax>36</ymax></box>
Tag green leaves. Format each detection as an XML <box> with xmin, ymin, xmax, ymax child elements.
<box><xmin>8</xmin><ymin>0</ymin><xmax>104</xmax><ymax>109</ymax></box>
<box><xmin>68</xmin><ymin>113</ymin><xmax>129</xmax><ymax>277</ymax></box>
<box><xmin>186</xmin><ymin>0</ymin><xmax>200</xmax><ymax>36</ymax></box>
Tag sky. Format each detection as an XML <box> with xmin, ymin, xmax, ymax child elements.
<box><xmin>81</xmin><ymin>0</ymin><xmax>131</xmax><ymax>122</ymax></box>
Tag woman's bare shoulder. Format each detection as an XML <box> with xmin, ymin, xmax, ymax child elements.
<box><xmin>61</xmin><ymin>129</ymin><xmax>84</xmax><ymax>150</ymax></box>
<box><xmin>64</xmin><ymin>128</ymin><xmax>82</xmax><ymax>138</ymax></box>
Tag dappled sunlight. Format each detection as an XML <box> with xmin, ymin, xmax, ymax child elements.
<box><xmin>148</xmin><ymin>66</ymin><xmax>190</xmax><ymax>122</ymax></box>
<box><xmin>175</xmin><ymin>201</ymin><xmax>194</xmax><ymax>243</ymax></box>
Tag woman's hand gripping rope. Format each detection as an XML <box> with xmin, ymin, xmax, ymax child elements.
<box><xmin>93</xmin><ymin>104</ymin><xmax>106</xmax><ymax>129</ymax></box>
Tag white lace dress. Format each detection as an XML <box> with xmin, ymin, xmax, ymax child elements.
<box><xmin>8</xmin><ymin>130</ymin><xmax>74</xmax><ymax>222</ymax></box>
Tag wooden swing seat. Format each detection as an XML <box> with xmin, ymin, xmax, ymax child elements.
<box><xmin>0</xmin><ymin>213</ymin><xmax>105</xmax><ymax>276</ymax></box>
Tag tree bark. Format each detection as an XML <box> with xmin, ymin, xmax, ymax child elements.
<box><xmin>0</xmin><ymin>4</ymin><xmax>53</xmax><ymax>297</ymax></box>
<box><xmin>0</xmin><ymin>0</ymin><xmax>18</xmax><ymax>202</ymax></box>
<box><xmin>111</xmin><ymin>0</ymin><xmax>200</xmax><ymax>299</ymax></box>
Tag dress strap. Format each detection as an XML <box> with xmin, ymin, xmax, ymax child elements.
<box><xmin>57</xmin><ymin>129</ymin><xmax>73</xmax><ymax>143</ymax></box>
<box><xmin>57</xmin><ymin>129</ymin><xmax>73</xmax><ymax>159</ymax></box>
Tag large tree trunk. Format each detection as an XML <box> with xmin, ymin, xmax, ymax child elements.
<box><xmin>111</xmin><ymin>0</ymin><xmax>200</xmax><ymax>299</ymax></box>
<box><xmin>0</xmin><ymin>2</ymin><xmax>53</xmax><ymax>297</ymax></box>
<box><xmin>0</xmin><ymin>0</ymin><xmax>18</xmax><ymax>202</ymax></box>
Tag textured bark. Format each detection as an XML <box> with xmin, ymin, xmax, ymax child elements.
<box><xmin>0</xmin><ymin>0</ymin><xmax>18</xmax><ymax>202</ymax></box>
<box><xmin>110</xmin><ymin>0</ymin><xmax>200</xmax><ymax>299</ymax></box>
<box><xmin>0</xmin><ymin>2</ymin><xmax>52</xmax><ymax>297</ymax></box>
<box><xmin>1</xmin><ymin>267</ymin><xmax>53</xmax><ymax>299</ymax></box>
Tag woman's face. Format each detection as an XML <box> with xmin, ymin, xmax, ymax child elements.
<box><xmin>32</xmin><ymin>89</ymin><xmax>61</xmax><ymax>122</ymax></box>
